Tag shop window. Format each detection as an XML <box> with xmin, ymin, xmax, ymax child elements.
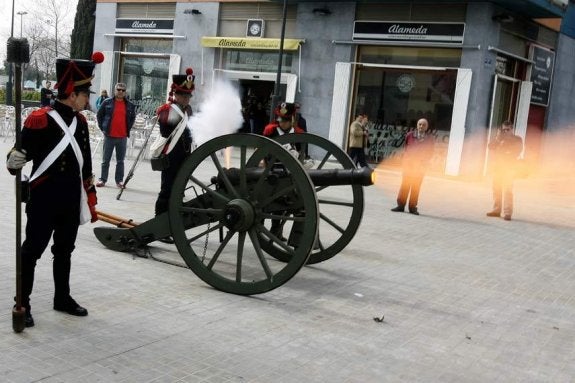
<box><xmin>355</xmin><ymin>66</ymin><xmax>457</xmax><ymax>169</ymax></box>
<box><xmin>117</xmin><ymin>39</ymin><xmax>173</xmax><ymax>115</ymax></box>
<box><xmin>123</xmin><ymin>39</ymin><xmax>172</xmax><ymax>54</ymax></box>
<box><xmin>359</xmin><ymin>46</ymin><xmax>461</xmax><ymax>67</ymax></box>
<box><xmin>223</xmin><ymin>49</ymin><xmax>293</xmax><ymax>73</ymax></box>
<box><xmin>355</xmin><ymin>46</ymin><xmax>460</xmax><ymax>168</ymax></box>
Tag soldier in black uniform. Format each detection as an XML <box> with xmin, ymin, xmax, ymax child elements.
<box><xmin>154</xmin><ymin>67</ymin><xmax>195</xmax><ymax>216</ymax></box>
<box><xmin>6</xmin><ymin>53</ymin><xmax>103</xmax><ymax>327</ymax></box>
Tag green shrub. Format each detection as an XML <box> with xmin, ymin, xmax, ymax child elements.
<box><xmin>22</xmin><ymin>91</ymin><xmax>40</xmax><ymax>101</ymax></box>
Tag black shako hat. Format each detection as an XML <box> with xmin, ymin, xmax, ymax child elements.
<box><xmin>55</xmin><ymin>52</ymin><xmax>104</xmax><ymax>95</ymax></box>
<box><xmin>171</xmin><ymin>67</ymin><xmax>195</xmax><ymax>95</ymax></box>
<box><xmin>274</xmin><ymin>102</ymin><xmax>296</xmax><ymax>122</ymax></box>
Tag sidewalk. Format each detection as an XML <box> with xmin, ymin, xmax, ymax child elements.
<box><xmin>1</xmin><ymin>138</ymin><xmax>574</xmax><ymax>382</ymax></box>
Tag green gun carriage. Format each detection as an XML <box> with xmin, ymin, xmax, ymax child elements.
<box><xmin>94</xmin><ymin>133</ymin><xmax>374</xmax><ymax>295</ymax></box>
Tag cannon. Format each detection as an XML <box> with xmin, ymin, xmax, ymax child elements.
<box><xmin>94</xmin><ymin>133</ymin><xmax>374</xmax><ymax>295</ymax></box>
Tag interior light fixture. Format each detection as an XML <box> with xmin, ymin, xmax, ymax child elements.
<box><xmin>184</xmin><ymin>9</ymin><xmax>202</xmax><ymax>15</ymax></box>
<box><xmin>492</xmin><ymin>14</ymin><xmax>514</xmax><ymax>23</ymax></box>
<box><xmin>312</xmin><ymin>8</ymin><xmax>332</xmax><ymax>16</ymax></box>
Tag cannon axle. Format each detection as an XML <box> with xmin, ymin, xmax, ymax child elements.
<box><xmin>223</xmin><ymin>199</ymin><xmax>255</xmax><ymax>231</ymax></box>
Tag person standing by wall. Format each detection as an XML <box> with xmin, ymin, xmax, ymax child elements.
<box><xmin>5</xmin><ymin>55</ymin><xmax>102</xmax><ymax>327</ymax></box>
<box><xmin>154</xmin><ymin>68</ymin><xmax>195</xmax><ymax>216</ymax></box>
<box><xmin>391</xmin><ymin>118</ymin><xmax>435</xmax><ymax>215</ymax></box>
<box><xmin>348</xmin><ymin>113</ymin><xmax>369</xmax><ymax>168</ymax></box>
<box><xmin>95</xmin><ymin>89</ymin><xmax>108</xmax><ymax>111</ymax></box>
<box><xmin>486</xmin><ymin>120</ymin><xmax>523</xmax><ymax>221</ymax></box>
<box><xmin>40</xmin><ymin>80</ymin><xmax>55</xmax><ymax>107</ymax></box>
<box><xmin>95</xmin><ymin>83</ymin><xmax>136</xmax><ymax>188</ymax></box>
<box><xmin>294</xmin><ymin>102</ymin><xmax>309</xmax><ymax>158</ymax></box>
<box><xmin>294</xmin><ymin>102</ymin><xmax>307</xmax><ymax>133</ymax></box>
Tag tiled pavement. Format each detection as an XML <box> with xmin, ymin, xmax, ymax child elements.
<box><xmin>1</xmin><ymin>139</ymin><xmax>574</xmax><ymax>382</ymax></box>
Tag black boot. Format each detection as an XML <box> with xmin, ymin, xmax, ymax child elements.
<box><xmin>54</xmin><ymin>296</ymin><xmax>88</xmax><ymax>316</ymax></box>
<box><xmin>16</xmin><ymin>256</ymin><xmax>37</xmax><ymax>327</ymax></box>
<box><xmin>52</xmin><ymin>255</ymin><xmax>88</xmax><ymax>316</ymax></box>
<box><xmin>24</xmin><ymin>308</ymin><xmax>34</xmax><ymax>327</ymax></box>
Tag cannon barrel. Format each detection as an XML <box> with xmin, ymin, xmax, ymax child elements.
<box><xmin>306</xmin><ymin>167</ymin><xmax>374</xmax><ymax>186</ymax></box>
<box><xmin>213</xmin><ymin>166</ymin><xmax>374</xmax><ymax>187</ymax></box>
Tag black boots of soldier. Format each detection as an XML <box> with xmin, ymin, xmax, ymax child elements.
<box><xmin>54</xmin><ymin>297</ymin><xmax>88</xmax><ymax>316</ymax></box>
<box><xmin>52</xmin><ymin>255</ymin><xmax>87</xmax><ymax>316</ymax></box>
<box><xmin>16</xmin><ymin>297</ymin><xmax>87</xmax><ymax>329</ymax></box>
<box><xmin>25</xmin><ymin>310</ymin><xmax>35</xmax><ymax>327</ymax></box>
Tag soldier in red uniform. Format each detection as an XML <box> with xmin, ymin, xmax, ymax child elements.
<box><xmin>262</xmin><ymin>102</ymin><xmax>305</xmax><ymax>240</ymax></box>
<box><xmin>5</xmin><ymin>53</ymin><xmax>103</xmax><ymax>327</ymax></box>
<box><xmin>154</xmin><ymin>68</ymin><xmax>195</xmax><ymax>216</ymax></box>
<box><xmin>263</xmin><ymin>102</ymin><xmax>305</xmax><ymax>139</ymax></box>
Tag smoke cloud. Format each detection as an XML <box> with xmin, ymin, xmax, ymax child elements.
<box><xmin>191</xmin><ymin>80</ymin><xmax>244</xmax><ymax>146</ymax></box>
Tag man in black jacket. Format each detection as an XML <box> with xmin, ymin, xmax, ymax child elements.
<box><xmin>486</xmin><ymin>121</ymin><xmax>523</xmax><ymax>221</ymax></box>
<box><xmin>96</xmin><ymin>82</ymin><xmax>136</xmax><ymax>188</ymax></box>
<box><xmin>40</xmin><ymin>80</ymin><xmax>55</xmax><ymax>107</ymax></box>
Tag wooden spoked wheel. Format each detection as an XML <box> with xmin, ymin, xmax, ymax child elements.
<box><xmin>247</xmin><ymin>133</ymin><xmax>365</xmax><ymax>264</ymax></box>
<box><xmin>168</xmin><ymin>134</ymin><xmax>319</xmax><ymax>295</ymax></box>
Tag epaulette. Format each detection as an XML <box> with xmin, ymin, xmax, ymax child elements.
<box><xmin>24</xmin><ymin>107</ymin><xmax>51</xmax><ymax>129</ymax></box>
<box><xmin>294</xmin><ymin>127</ymin><xmax>305</xmax><ymax>134</ymax></box>
<box><xmin>262</xmin><ymin>123</ymin><xmax>277</xmax><ymax>137</ymax></box>
<box><xmin>76</xmin><ymin>112</ymin><xmax>87</xmax><ymax>123</ymax></box>
<box><xmin>156</xmin><ymin>103</ymin><xmax>171</xmax><ymax>115</ymax></box>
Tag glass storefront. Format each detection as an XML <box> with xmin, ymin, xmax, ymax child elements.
<box><xmin>119</xmin><ymin>39</ymin><xmax>172</xmax><ymax>115</ymax></box>
<box><xmin>354</xmin><ymin>46</ymin><xmax>461</xmax><ymax>169</ymax></box>
<box><xmin>223</xmin><ymin>50</ymin><xmax>294</xmax><ymax>73</ymax></box>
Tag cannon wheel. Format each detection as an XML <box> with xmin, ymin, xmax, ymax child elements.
<box><xmin>247</xmin><ymin>133</ymin><xmax>365</xmax><ymax>264</ymax></box>
<box><xmin>169</xmin><ymin>134</ymin><xmax>319</xmax><ymax>295</ymax></box>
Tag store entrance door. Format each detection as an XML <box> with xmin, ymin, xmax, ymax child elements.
<box><xmin>238</xmin><ymin>79</ymin><xmax>275</xmax><ymax>134</ymax></box>
<box><xmin>484</xmin><ymin>74</ymin><xmax>531</xmax><ymax>174</ymax></box>
<box><xmin>213</xmin><ymin>69</ymin><xmax>296</xmax><ymax>133</ymax></box>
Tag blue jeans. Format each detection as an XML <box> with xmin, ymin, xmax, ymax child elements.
<box><xmin>100</xmin><ymin>136</ymin><xmax>127</xmax><ymax>183</ymax></box>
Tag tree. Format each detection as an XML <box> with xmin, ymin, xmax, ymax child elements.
<box><xmin>70</xmin><ymin>0</ymin><xmax>96</xmax><ymax>59</ymax></box>
<box><xmin>20</xmin><ymin>0</ymin><xmax>74</xmax><ymax>83</ymax></box>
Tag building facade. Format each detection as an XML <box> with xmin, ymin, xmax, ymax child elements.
<box><xmin>93</xmin><ymin>0</ymin><xmax>575</xmax><ymax>177</ymax></box>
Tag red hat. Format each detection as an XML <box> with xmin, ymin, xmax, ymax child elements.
<box><xmin>274</xmin><ymin>102</ymin><xmax>296</xmax><ymax>122</ymax></box>
<box><xmin>55</xmin><ymin>52</ymin><xmax>104</xmax><ymax>95</ymax></box>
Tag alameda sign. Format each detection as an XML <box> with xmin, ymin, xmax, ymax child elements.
<box><xmin>115</xmin><ymin>19</ymin><xmax>174</xmax><ymax>35</ymax></box>
<box><xmin>353</xmin><ymin>21</ymin><xmax>465</xmax><ymax>45</ymax></box>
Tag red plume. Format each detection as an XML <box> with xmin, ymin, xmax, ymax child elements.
<box><xmin>185</xmin><ymin>67</ymin><xmax>194</xmax><ymax>75</ymax></box>
<box><xmin>92</xmin><ymin>51</ymin><xmax>105</xmax><ymax>64</ymax></box>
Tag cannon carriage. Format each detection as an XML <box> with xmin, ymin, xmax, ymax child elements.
<box><xmin>94</xmin><ymin>133</ymin><xmax>374</xmax><ymax>295</ymax></box>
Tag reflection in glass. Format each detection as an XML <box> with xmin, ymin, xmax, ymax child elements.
<box><xmin>353</xmin><ymin>65</ymin><xmax>457</xmax><ymax>171</ymax></box>
<box><xmin>223</xmin><ymin>50</ymin><xmax>294</xmax><ymax>72</ymax></box>
<box><xmin>119</xmin><ymin>39</ymin><xmax>173</xmax><ymax>115</ymax></box>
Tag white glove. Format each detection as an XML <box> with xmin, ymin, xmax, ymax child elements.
<box><xmin>288</xmin><ymin>148</ymin><xmax>299</xmax><ymax>158</ymax></box>
<box><xmin>282</xmin><ymin>143</ymin><xmax>299</xmax><ymax>159</ymax></box>
<box><xmin>7</xmin><ymin>149</ymin><xmax>27</xmax><ymax>170</ymax></box>
<box><xmin>302</xmin><ymin>158</ymin><xmax>315</xmax><ymax>170</ymax></box>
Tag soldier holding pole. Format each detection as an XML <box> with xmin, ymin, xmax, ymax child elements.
<box><xmin>6</xmin><ymin>51</ymin><xmax>103</xmax><ymax>328</ymax></box>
